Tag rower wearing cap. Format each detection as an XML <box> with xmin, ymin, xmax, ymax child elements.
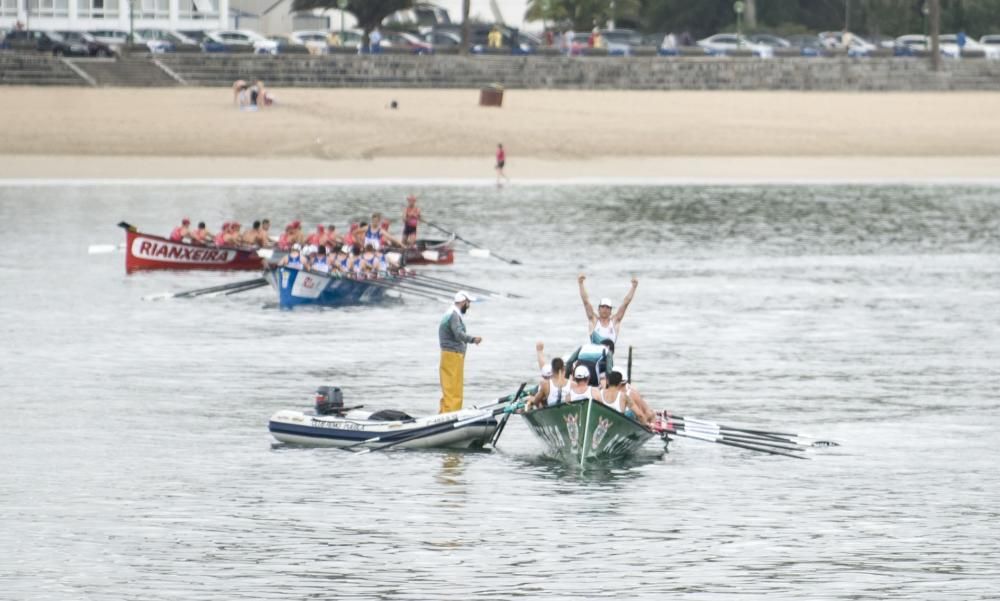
<box><xmin>599</xmin><ymin>371</ymin><xmax>653</xmax><ymax>425</ymax></box>
<box><xmin>279</xmin><ymin>243</ymin><xmax>304</xmax><ymax>269</ymax></box>
<box><xmin>577</xmin><ymin>274</ymin><xmax>639</xmax><ymax>345</ymax></box>
<box><xmin>438</xmin><ymin>291</ymin><xmax>483</xmax><ymax>414</ymax></box>
<box><xmin>567</xmin><ymin>365</ymin><xmax>602</xmax><ymax>402</ymax></box>
<box><xmin>170</xmin><ymin>218</ymin><xmax>192</xmax><ymax>242</ymax></box>
<box><xmin>214</xmin><ymin>223</ymin><xmax>229</xmax><ymax>246</ymax></box>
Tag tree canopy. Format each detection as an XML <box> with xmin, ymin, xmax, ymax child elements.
<box><xmin>290</xmin><ymin>0</ymin><xmax>413</xmax><ymax>34</ymax></box>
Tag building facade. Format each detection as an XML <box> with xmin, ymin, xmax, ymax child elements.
<box><xmin>0</xmin><ymin>0</ymin><xmax>228</xmax><ymax>32</ymax></box>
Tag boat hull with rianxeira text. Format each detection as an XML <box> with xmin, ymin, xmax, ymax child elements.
<box><xmin>120</xmin><ymin>222</ymin><xmax>265</xmax><ymax>274</ymax></box>
<box><xmin>521</xmin><ymin>398</ymin><xmax>659</xmax><ymax>463</ymax></box>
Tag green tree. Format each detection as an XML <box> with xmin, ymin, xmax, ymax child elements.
<box><xmin>290</xmin><ymin>0</ymin><xmax>413</xmax><ymax>38</ymax></box>
<box><xmin>526</xmin><ymin>0</ymin><xmax>641</xmax><ymax>30</ymax></box>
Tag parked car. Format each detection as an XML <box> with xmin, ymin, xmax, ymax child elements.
<box><xmin>289</xmin><ymin>30</ymin><xmax>330</xmax><ymax>53</ymax></box>
<box><xmin>3</xmin><ymin>30</ymin><xmax>83</xmax><ymax>55</ymax></box>
<box><xmin>979</xmin><ymin>34</ymin><xmax>1000</xmax><ymax>47</ymax></box>
<box><xmin>785</xmin><ymin>34</ymin><xmax>824</xmax><ymax>56</ymax></box>
<box><xmin>205</xmin><ymin>30</ymin><xmax>278</xmax><ymax>54</ymax></box>
<box><xmin>818</xmin><ymin>31</ymin><xmax>877</xmax><ymax>56</ymax></box>
<box><xmin>58</xmin><ymin>31</ymin><xmax>115</xmax><ymax>56</ymax></box>
<box><xmin>425</xmin><ymin>30</ymin><xmax>461</xmax><ymax>48</ymax></box>
<box><xmin>600</xmin><ymin>28</ymin><xmax>641</xmax><ymax>55</ymax></box>
<box><xmin>179</xmin><ymin>29</ymin><xmax>227</xmax><ymax>52</ymax></box>
<box><xmin>90</xmin><ymin>29</ymin><xmax>173</xmax><ymax>53</ymax></box>
<box><xmin>893</xmin><ymin>34</ymin><xmax>929</xmax><ymax>56</ymax></box>
<box><xmin>380</xmin><ymin>31</ymin><xmax>433</xmax><ymax>54</ymax></box>
<box><xmin>748</xmin><ymin>33</ymin><xmax>791</xmax><ymax>48</ymax></box>
<box><xmin>138</xmin><ymin>29</ymin><xmax>199</xmax><ymax>49</ymax></box>
<box><xmin>939</xmin><ymin>34</ymin><xmax>1000</xmax><ymax>59</ymax></box>
<box><xmin>696</xmin><ymin>33</ymin><xmax>773</xmax><ymax>57</ymax></box>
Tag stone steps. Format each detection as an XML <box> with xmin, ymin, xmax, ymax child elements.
<box><xmin>69</xmin><ymin>58</ymin><xmax>177</xmax><ymax>87</ymax></box>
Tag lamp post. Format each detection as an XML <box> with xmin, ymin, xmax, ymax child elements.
<box><xmin>338</xmin><ymin>0</ymin><xmax>347</xmax><ymax>45</ymax></box>
<box><xmin>734</xmin><ymin>1</ymin><xmax>744</xmax><ymax>47</ymax></box>
<box><xmin>129</xmin><ymin>0</ymin><xmax>134</xmax><ymax>45</ymax></box>
<box><xmin>922</xmin><ymin>2</ymin><xmax>929</xmax><ymax>38</ymax></box>
<box><xmin>609</xmin><ymin>0</ymin><xmax>615</xmax><ymax>30</ymax></box>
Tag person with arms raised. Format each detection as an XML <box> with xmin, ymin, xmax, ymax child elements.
<box><xmin>578</xmin><ymin>274</ymin><xmax>638</xmax><ymax>344</ymax></box>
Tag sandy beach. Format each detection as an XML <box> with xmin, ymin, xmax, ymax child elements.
<box><xmin>3</xmin><ymin>87</ymin><xmax>1000</xmax><ymax>181</ymax></box>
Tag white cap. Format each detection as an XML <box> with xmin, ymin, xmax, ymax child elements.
<box><xmin>573</xmin><ymin>365</ymin><xmax>590</xmax><ymax>379</ymax></box>
<box><xmin>540</xmin><ymin>365</ymin><xmax>553</xmax><ymax>377</ymax></box>
<box><xmin>454</xmin><ymin>291</ymin><xmax>471</xmax><ymax>303</ymax></box>
<box><xmin>599</xmin><ymin>297</ymin><xmax>613</xmax><ymax>308</ymax></box>
<box><xmin>292</xmin><ymin>243</ymin><xmax>301</xmax><ymax>251</ymax></box>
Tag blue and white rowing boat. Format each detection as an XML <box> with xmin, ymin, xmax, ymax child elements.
<box><xmin>264</xmin><ymin>265</ymin><xmax>397</xmax><ymax>309</ymax></box>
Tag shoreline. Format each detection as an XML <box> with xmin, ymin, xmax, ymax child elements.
<box><xmin>4</xmin><ymin>155</ymin><xmax>1000</xmax><ymax>185</ymax></box>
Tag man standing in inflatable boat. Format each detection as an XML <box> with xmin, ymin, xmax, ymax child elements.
<box><xmin>439</xmin><ymin>291</ymin><xmax>483</xmax><ymax>413</ymax></box>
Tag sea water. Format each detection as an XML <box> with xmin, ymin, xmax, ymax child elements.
<box><xmin>0</xmin><ymin>183</ymin><xmax>998</xmax><ymax>600</ymax></box>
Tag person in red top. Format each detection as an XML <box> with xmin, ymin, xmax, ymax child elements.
<box><xmin>307</xmin><ymin>225</ymin><xmax>325</xmax><ymax>246</ymax></box>
<box><xmin>214</xmin><ymin>222</ymin><xmax>229</xmax><ymax>246</ymax></box>
<box><xmin>289</xmin><ymin>220</ymin><xmax>307</xmax><ymax>246</ymax></box>
<box><xmin>495</xmin><ymin>143</ymin><xmax>509</xmax><ymax>186</ymax></box>
<box><xmin>402</xmin><ymin>194</ymin><xmax>421</xmax><ymax>246</ymax></box>
<box><xmin>276</xmin><ymin>225</ymin><xmax>293</xmax><ymax>251</ymax></box>
<box><xmin>170</xmin><ymin>218</ymin><xmax>191</xmax><ymax>242</ymax></box>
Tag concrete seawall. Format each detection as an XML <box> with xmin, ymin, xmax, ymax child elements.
<box><xmin>4</xmin><ymin>52</ymin><xmax>1000</xmax><ymax>90</ymax></box>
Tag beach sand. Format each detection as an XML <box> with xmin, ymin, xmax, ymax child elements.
<box><xmin>2</xmin><ymin>87</ymin><xmax>1000</xmax><ymax>181</ymax></box>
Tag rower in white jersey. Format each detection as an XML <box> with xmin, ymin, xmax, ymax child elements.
<box><xmin>566</xmin><ymin>365</ymin><xmax>603</xmax><ymax>401</ymax></box>
<box><xmin>577</xmin><ymin>274</ymin><xmax>639</xmax><ymax>345</ymax></box>
<box><xmin>527</xmin><ymin>356</ymin><xmax>569</xmax><ymax>410</ymax></box>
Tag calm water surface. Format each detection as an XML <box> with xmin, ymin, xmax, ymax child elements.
<box><xmin>0</xmin><ymin>184</ymin><xmax>998</xmax><ymax>600</ymax></box>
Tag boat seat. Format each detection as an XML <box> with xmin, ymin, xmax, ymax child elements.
<box><xmin>368</xmin><ymin>409</ymin><xmax>415</xmax><ymax>422</ymax></box>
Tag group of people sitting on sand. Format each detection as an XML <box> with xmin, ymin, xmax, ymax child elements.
<box><xmin>525</xmin><ymin>274</ymin><xmax>656</xmax><ymax>426</ymax></box>
<box><xmin>232</xmin><ymin>79</ymin><xmax>273</xmax><ymax>111</ymax></box>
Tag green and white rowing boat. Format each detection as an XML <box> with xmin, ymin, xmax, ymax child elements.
<box><xmin>520</xmin><ymin>398</ymin><xmax>661</xmax><ymax>464</ymax></box>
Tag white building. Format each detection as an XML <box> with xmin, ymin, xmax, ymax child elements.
<box><xmin>0</xmin><ymin>0</ymin><xmax>228</xmax><ymax>32</ymax></box>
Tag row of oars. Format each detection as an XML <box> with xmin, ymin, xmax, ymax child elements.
<box><xmin>655</xmin><ymin>412</ymin><xmax>838</xmax><ymax>460</ymax></box>
<box><xmin>142</xmin><ymin>270</ymin><xmax>521</xmax><ymax>303</ymax></box>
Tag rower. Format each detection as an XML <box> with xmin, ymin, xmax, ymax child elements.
<box><xmin>169</xmin><ymin>218</ymin><xmax>191</xmax><ymax>242</ymax></box>
<box><xmin>225</xmin><ymin>222</ymin><xmax>242</xmax><ymax>246</ymax></box>
<box><xmin>334</xmin><ymin>246</ymin><xmax>354</xmax><ymax>273</ymax></box>
<box><xmin>307</xmin><ymin>224</ymin><xmax>325</xmax><ymax>247</ymax></box>
<box><xmin>311</xmin><ymin>245</ymin><xmax>331</xmax><ymax>273</ymax></box>
<box><xmin>242</xmin><ymin>220</ymin><xmax>262</xmax><ymax>246</ymax></box>
<box><xmin>564</xmin><ymin>338</ymin><xmax>615</xmax><ymax>388</ymax></box>
<box><xmin>363</xmin><ymin>213</ymin><xmax>385</xmax><ymax>250</ymax></box>
<box><xmin>578</xmin><ymin>274</ymin><xmax>638</xmax><ymax>345</ymax></box>
<box><xmin>527</xmin><ymin>357</ymin><xmax>568</xmax><ymax>411</ymax></box>
<box><xmin>402</xmin><ymin>194</ymin><xmax>420</xmax><ymax>246</ymax></box>
<box><xmin>567</xmin><ymin>365</ymin><xmax>602</xmax><ymax>401</ymax></box>
<box><xmin>214</xmin><ymin>222</ymin><xmax>229</xmax><ymax>246</ymax></box>
<box><xmin>599</xmin><ymin>371</ymin><xmax>650</xmax><ymax>425</ymax></box>
<box><xmin>191</xmin><ymin>221</ymin><xmax>213</xmax><ymax>245</ymax></box>
<box><xmin>612</xmin><ymin>369</ymin><xmax>655</xmax><ymax>425</ymax></box>
<box><xmin>278</xmin><ymin>243</ymin><xmax>305</xmax><ymax>269</ymax></box>
<box><xmin>324</xmin><ymin>224</ymin><xmax>341</xmax><ymax>248</ymax></box>
<box><xmin>358</xmin><ymin>244</ymin><xmax>387</xmax><ymax>276</ymax></box>
<box><xmin>258</xmin><ymin>219</ymin><xmax>273</xmax><ymax>247</ymax></box>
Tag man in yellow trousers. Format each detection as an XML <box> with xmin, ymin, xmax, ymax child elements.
<box><xmin>439</xmin><ymin>291</ymin><xmax>482</xmax><ymax>413</ymax></box>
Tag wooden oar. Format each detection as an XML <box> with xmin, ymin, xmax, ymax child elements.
<box><xmin>408</xmin><ymin>272</ymin><xmax>523</xmax><ymax>299</ymax></box>
<box><xmin>420</xmin><ymin>218</ymin><xmax>522</xmax><ymax>265</ymax></box>
<box><xmin>489</xmin><ymin>382</ymin><xmax>529</xmax><ymax>447</ymax></box>
<box><xmin>659</xmin><ymin>412</ymin><xmax>838</xmax><ymax>447</ymax></box>
<box><xmin>664</xmin><ymin>427</ymin><xmax>810</xmax><ymax>459</ymax></box>
<box><xmin>143</xmin><ymin>277</ymin><xmax>267</xmax><ymax>301</ymax></box>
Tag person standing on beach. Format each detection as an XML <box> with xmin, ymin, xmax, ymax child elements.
<box><xmin>495</xmin><ymin>143</ymin><xmax>509</xmax><ymax>185</ymax></box>
<box><xmin>578</xmin><ymin>274</ymin><xmax>639</xmax><ymax>345</ymax></box>
<box><xmin>439</xmin><ymin>291</ymin><xmax>482</xmax><ymax>414</ymax></box>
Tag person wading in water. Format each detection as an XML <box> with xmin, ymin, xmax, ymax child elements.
<box><xmin>438</xmin><ymin>291</ymin><xmax>482</xmax><ymax>413</ymax></box>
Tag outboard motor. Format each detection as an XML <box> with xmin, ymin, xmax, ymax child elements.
<box><xmin>315</xmin><ymin>386</ymin><xmax>344</xmax><ymax>415</ymax></box>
